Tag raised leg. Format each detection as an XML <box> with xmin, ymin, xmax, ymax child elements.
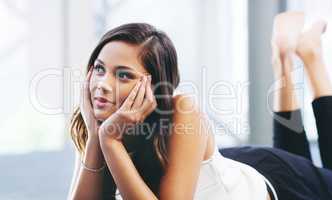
<box><xmin>296</xmin><ymin>20</ymin><xmax>332</xmax><ymax>169</ymax></box>
<box><xmin>270</xmin><ymin>11</ymin><xmax>311</xmax><ymax>160</ymax></box>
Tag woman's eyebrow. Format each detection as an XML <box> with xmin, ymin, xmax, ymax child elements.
<box><xmin>95</xmin><ymin>59</ymin><xmax>149</xmax><ymax>75</ymax></box>
<box><xmin>96</xmin><ymin>59</ymin><xmax>133</xmax><ymax>70</ymax></box>
<box><xmin>115</xmin><ymin>66</ymin><xmax>150</xmax><ymax>76</ymax></box>
<box><xmin>115</xmin><ymin>65</ymin><xmax>136</xmax><ymax>71</ymax></box>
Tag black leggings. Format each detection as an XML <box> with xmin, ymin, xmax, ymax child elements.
<box><xmin>220</xmin><ymin>96</ymin><xmax>332</xmax><ymax>200</ymax></box>
<box><xmin>273</xmin><ymin>96</ymin><xmax>332</xmax><ymax>170</ymax></box>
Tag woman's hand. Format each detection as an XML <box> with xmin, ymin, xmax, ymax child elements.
<box><xmin>98</xmin><ymin>75</ymin><xmax>157</xmax><ymax>141</ymax></box>
<box><xmin>80</xmin><ymin>68</ymin><xmax>100</xmax><ymax>140</ymax></box>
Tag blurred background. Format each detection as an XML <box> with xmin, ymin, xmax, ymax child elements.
<box><xmin>1</xmin><ymin>0</ymin><xmax>332</xmax><ymax>199</ymax></box>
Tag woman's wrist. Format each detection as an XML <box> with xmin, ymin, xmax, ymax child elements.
<box><xmin>87</xmin><ymin>134</ymin><xmax>100</xmax><ymax>144</ymax></box>
<box><xmin>83</xmin><ymin>136</ymin><xmax>105</xmax><ymax>169</ymax></box>
<box><xmin>99</xmin><ymin>130</ymin><xmax>122</xmax><ymax>149</ymax></box>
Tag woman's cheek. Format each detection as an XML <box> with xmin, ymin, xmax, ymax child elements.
<box><xmin>89</xmin><ymin>74</ymin><xmax>97</xmax><ymax>93</ymax></box>
<box><xmin>117</xmin><ymin>83</ymin><xmax>136</xmax><ymax>107</ymax></box>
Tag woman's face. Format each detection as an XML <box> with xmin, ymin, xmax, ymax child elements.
<box><xmin>89</xmin><ymin>41</ymin><xmax>149</xmax><ymax>121</ymax></box>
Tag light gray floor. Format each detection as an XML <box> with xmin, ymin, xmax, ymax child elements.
<box><xmin>0</xmin><ymin>140</ymin><xmax>322</xmax><ymax>200</ymax></box>
<box><xmin>0</xmin><ymin>142</ymin><xmax>75</xmax><ymax>200</ymax></box>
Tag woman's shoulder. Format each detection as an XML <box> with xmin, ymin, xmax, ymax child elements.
<box><xmin>170</xmin><ymin>94</ymin><xmax>212</xmax><ymax>139</ymax></box>
<box><xmin>171</xmin><ymin>94</ymin><xmax>209</xmax><ymax>130</ymax></box>
<box><xmin>172</xmin><ymin>94</ymin><xmax>200</xmax><ymax>114</ymax></box>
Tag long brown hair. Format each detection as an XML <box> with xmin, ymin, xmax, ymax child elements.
<box><xmin>69</xmin><ymin>23</ymin><xmax>180</xmax><ymax>198</ymax></box>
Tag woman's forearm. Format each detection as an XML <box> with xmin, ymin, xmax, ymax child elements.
<box><xmin>70</xmin><ymin>137</ymin><xmax>105</xmax><ymax>200</ymax></box>
<box><xmin>99</xmin><ymin>136</ymin><xmax>158</xmax><ymax>200</ymax></box>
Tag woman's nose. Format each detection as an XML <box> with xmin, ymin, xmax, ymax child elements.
<box><xmin>96</xmin><ymin>78</ymin><xmax>113</xmax><ymax>94</ymax></box>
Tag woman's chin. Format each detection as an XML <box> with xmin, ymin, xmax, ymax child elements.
<box><xmin>93</xmin><ymin>109</ymin><xmax>112</xmax><ymax>121</ymax></box>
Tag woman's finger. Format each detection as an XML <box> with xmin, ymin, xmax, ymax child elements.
<box><xmin>131</xmin><ymin>76</ymin><xmax>147</xmax><ymax>110</ymax></box>
<box><xmin>140</xmin><ymin>76</ymin><xmax>157</xmax><ymax>119</ymax></box>
<box><xmin>121</xmin><ymin>79</ymin><xmax>142</xmax><ymax>111</ymax></box>
<box><xmin>80</xmin><ymin>68</ymin><xmax>93</xmax><ymax>111</ymax></box>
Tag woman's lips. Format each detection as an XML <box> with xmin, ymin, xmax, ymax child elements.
<box><xmin>93</xmin><ymin>97</ymin><xmax>113</xmax><ymax>109</ymax></box>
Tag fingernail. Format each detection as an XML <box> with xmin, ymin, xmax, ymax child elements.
<box><xmin>148</xmin><ymin>75</ymin><xmax>152</xmax><ymax>81</ymax></box>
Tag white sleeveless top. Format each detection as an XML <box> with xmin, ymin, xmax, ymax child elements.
<box><xmin>115</xmin><ymin>142</ymin><xmax>277</xmax><ymax>200</ymax></box>
<box><xmin>193</xmin><ymin>143</ymin><xmax>277</xmax><ymax>200</ymax></box>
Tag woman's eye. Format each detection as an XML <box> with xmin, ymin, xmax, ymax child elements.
<box><xmin>116</xmin><ymin>71</ymin><xmax>133</xmax><ymax>81</ymax></box>
<box><xmin>93</xmin><ymin>64</ymin><xmax>105</xmax><ymax>74</ymax></box>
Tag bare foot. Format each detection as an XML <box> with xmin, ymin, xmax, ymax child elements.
<box><xmin>271</xmin><ymin>11</ymin><xmax>304</xmax><ymax>111</ymax></box>
<box><xmin>295</xmin><ymin>20</ymin><xmax>332</xmax><ymax>99</ymax></box>
<box><xmin>271</xmin><ymin>11</ymin><xmax>305</xmax><ymax>77</ymax></box>
<box><xmin>295</xmin><ymin>20</ymin><xmax>327</xmax><ymax>65</ymax></box>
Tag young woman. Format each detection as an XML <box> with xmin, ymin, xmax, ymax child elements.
<box><xmin>68</xmin><ymin>12</ymin><xmax>332</xmax><ymax>200</ymax></box>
